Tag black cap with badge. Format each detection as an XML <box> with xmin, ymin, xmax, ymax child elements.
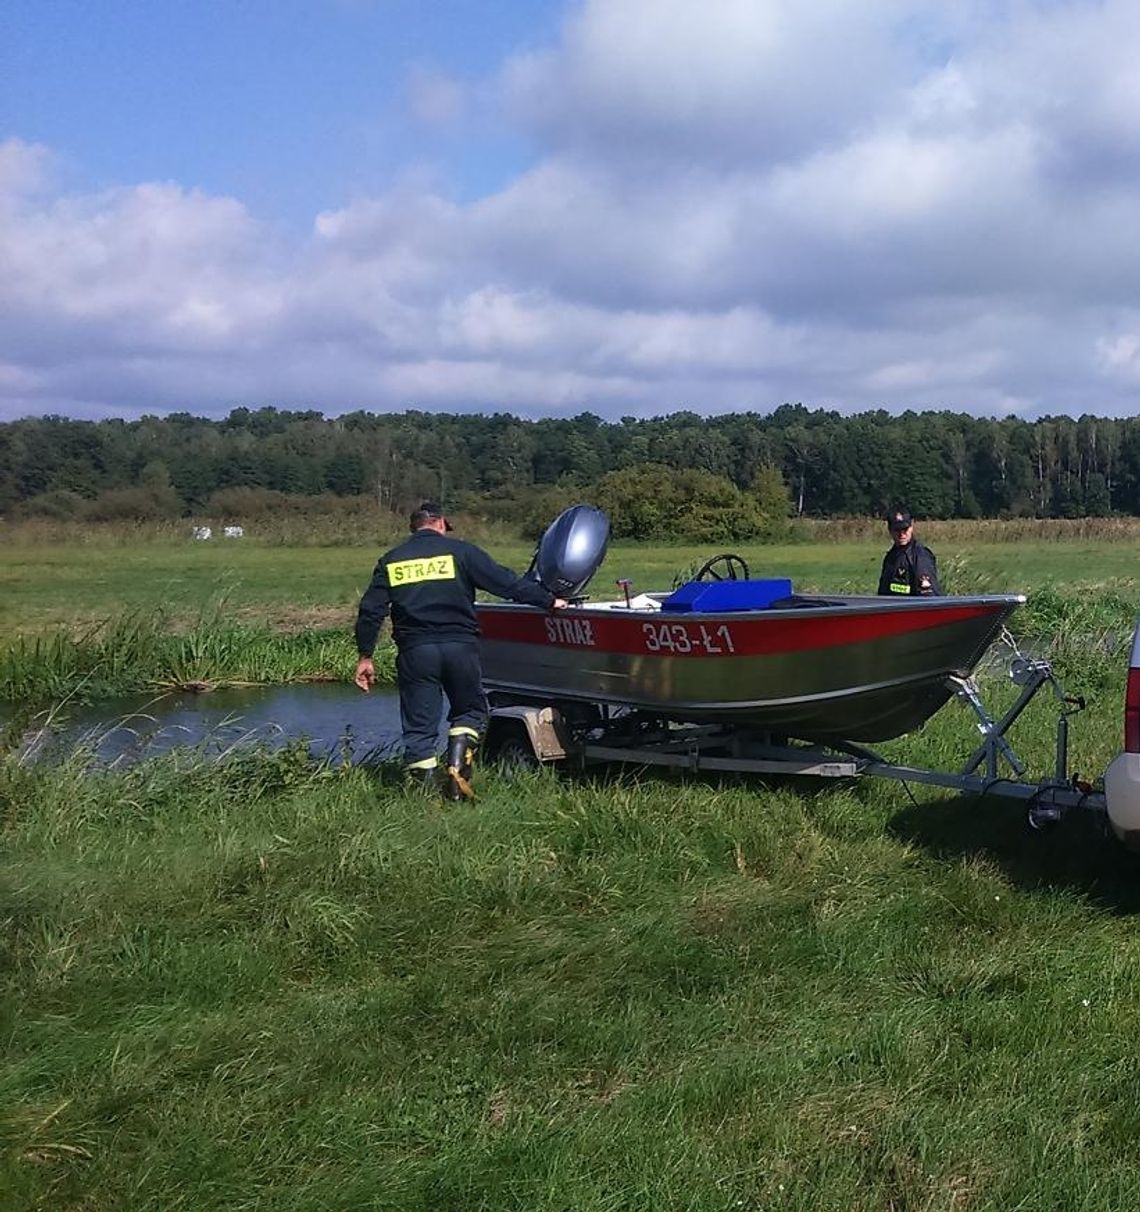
<box><xmin>410</xmin><ymin>500</ymin><xmax>454</xmax><ymax>531</ymax></box>
<box><xmin>886</xmin><ymin>509</ymin><xmax>913</xmax><ymax>532</ymax></box>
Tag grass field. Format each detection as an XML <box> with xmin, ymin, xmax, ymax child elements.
<box><xmin>4</xmin><ymin>736</ymin><xmax>1140</xmax><ymax>1209</ymax></box>
<box><xmin>5</xmin><ymin>524</ymin><xmax>1140</xmax><ymax>1208</ymax></box>
<box><xmin>5</xmin><ymin>517</ymin><xmax>1140</xmax><ymax>637</ymax></box>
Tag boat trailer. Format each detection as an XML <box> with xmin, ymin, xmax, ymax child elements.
<box><xmin>486</xmin><ymin>637</ymin><xmax>1107</xmax><ymax>831</ymax></box>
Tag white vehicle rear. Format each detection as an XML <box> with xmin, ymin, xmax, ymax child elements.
<box><xmin>1103</xmin><ymin>626</ymin><xmax>1140</xmax><ymax>848</ymax></box>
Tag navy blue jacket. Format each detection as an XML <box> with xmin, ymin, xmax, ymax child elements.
<box><xmin>877</xmin><ymin>538</ymin><xmax>941</xmax><ymax>596</ymax></box>
<box><xmin>355</xmin><ymin>528</ymin><xmax>553</xmax><ymax>654</ymax></box>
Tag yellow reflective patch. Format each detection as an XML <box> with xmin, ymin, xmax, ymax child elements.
<box><xmin>387</xmin><ymin>554</ymin><xmax>456</xmax><ymax>584</ymax></box>
<box><xmin>889</xmin><ymin>582</ymin><xmax>910</xmax><ymax>594</ymax></box>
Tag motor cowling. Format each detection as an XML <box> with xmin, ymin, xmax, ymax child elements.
<box><xmin>529</xmin><ymin>504</ymin><xmax>610</xmax><ymax>598</ymax></box>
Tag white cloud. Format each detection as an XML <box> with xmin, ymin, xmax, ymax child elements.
<box><xmin>0</xmin><ymin>166</ymin><xmax>281</xmax><ymax>360</ymax></box>
<box><xmin>502</xmin><ymin>0</ymin><xmax>920</xmax><ymax>167</ymax></box>
<box><xmin>0</xmin><ymin>138</ymin><xmax>54</xmax><ymax>202</ymax></box>
<box><xmin>7</xmin><ymin>2</ymin><xmax>1140</xmax><ymax>420</ymax></box>
<box><xmin>405</xmin><ymin>65</ymin><xmax>466</xmax><ymax>128</ymax></box>
<box><xmin>1097</xmin><ymin>326</ymin><xmax>1140</xmax><ymax>381</ymax></box>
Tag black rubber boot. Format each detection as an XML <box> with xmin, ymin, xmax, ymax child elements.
<box><xmin>445</xmin><ymin>733</ymin><xmax>478</xmax><ymax>802</ymax></box>
<box><xmin>405</xmin><ymin>764</ymin><xmax>439</xmax><ymax>793</ymax></box>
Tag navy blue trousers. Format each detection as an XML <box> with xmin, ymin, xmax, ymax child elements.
<box><xmin>397</xmin><ymin>641</ymin><xmax>488</xmax><ymax>765</ymax></box>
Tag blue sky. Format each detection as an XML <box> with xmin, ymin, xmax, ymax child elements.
<box><xmin>4</xmin><ymin>1</ymin><xmax>1140</xmax><ymax>422</ymax></box>
<box><xmin>2</xmin><ymin>0</ymin><xmax>559</xmax><ymax>220</ymax></box>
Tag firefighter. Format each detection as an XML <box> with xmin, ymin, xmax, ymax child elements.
<box><xmin>877</xmin><ymin>508</ymin><xmax>941</xmax><ymax>597</ymax></box>
<box><xmin>354</xmin><ymin>501</ymin><xmax>567</xmax><ymax>800</ymax></box>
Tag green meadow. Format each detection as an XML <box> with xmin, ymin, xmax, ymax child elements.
<box><xmin>4</xmin><ymin>523</ymin><xmax>1140</xmax><ymax>1209</ymax></box>
<box><xmin>3</xmin><ymin>529</ymin><xmax>1140</xmax><ymax>637</ymax></box>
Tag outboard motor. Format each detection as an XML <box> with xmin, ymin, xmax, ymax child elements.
<box><xmin>529</xmin><ymin>504</ymin><xmax>610</xmax><ymax>598</ymax></box>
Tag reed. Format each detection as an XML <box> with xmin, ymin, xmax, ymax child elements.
<box><xmin>0</xmin><ymin>507</ymin><xmax>527</xmax><ymax>550</ymax></box>
<box><xmin>11</xmin><ymin>512</ymin><xmax>1140</xmax><ymax>551</ymax></box>
<box><xmin>0</xmin><ymin>610</ymin><xmax>393</xmax><ymax>704</ymax></box>
<box><xmin>0</xmin><ymin>512</ymin><xmax>396</xmax><ymax>548</ymax></box>
<box><xmin>792</xmin><ymin>514</ymin><xmax>1140</xmax><ymax>544</ymax></box>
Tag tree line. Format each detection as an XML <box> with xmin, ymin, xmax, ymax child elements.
<box><xmin>2</xmin><ymin>404</ymin><xmax>1137</xmax><ymax>538</ymax></box>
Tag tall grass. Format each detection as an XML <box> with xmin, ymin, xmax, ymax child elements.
<box><xmin>11</xmin><ymin>512</ymin><xmax>1140</xmax><ymax>551</ymax></box>
<box><xmin>788</xmin><ymin>515</ymin><xmax>1140</xmax><ymax>544</ymax></box>
<box><xmin>0</xmin><ymin>509</ymin><xmax>529</xmax><ymax>549</ymax></box>
<box><xmin>0</xmin><ymin>610</ymin><xmax>395</xmax><ymax>704</ymax></box>
<box><xmin>0</xmin><ymin>513</ymin><xmax>395</xmax><ymax>548</ymax></box>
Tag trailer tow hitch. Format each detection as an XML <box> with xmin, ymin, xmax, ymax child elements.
<box><xmin>949</xmin><ymin>629</ymin><xmax>1103</xmax><ymax>830</ymax></box>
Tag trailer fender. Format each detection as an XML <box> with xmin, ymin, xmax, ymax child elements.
<box><xmin>486</xmin><ymin>705</ymin><xmax>573</xmax><ymax>763</ymax></box>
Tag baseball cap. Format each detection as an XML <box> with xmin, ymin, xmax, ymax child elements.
<box><xmin>410</xmin><ymin>500</ymin><xmax>454</xmax><ymax>531</ymax></box>
<box><xmin>886</xmin><ymin>509</ymin><xmax>913</xmax><ymax>531</ymax></box>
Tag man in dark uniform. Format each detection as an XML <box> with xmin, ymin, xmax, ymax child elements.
<box><xmin>354</xmin><ymin>501</ymin><xmax>567</xmax><ymax>800</ymax></box>
<box><xmin>877</xmin><ymin>508</ymin><xmax>941</xmax><ymax>597</ymax></box>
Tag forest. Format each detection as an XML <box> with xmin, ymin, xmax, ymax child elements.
<box><xmin>1</xmin><ymin>404</ymin><xmax>1137</xmax><ymax>539</ymax></box>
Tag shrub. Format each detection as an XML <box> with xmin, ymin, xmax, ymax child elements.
<box><xmin>593</xmin><ymin>464</ymin><xmax>765</xmax><ymax>541</ymax></box>
<box><xmin>84</xmin><ymin>485</ymin><xmax>182</xmax><ymax>521</ymax></box>
<box><xmin>12</xmin><ymin>490</ymin><xmax>88</xmax><ymax>520</ymax></box>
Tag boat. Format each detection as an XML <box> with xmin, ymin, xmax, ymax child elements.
<box><xmin>478</xmin><ymin>590</ymin><xmax>1023</xmax><ymax>743</ymax></box>
<box><xmin>476</xmin><ymin>507</ymin><xmax>1024</xmax><ymax>744</ymax></box>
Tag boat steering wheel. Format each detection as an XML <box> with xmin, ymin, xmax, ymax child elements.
<box><xmin>693</xmin><ymin>553</ymin><xmax>750</xmax><ymax>582</ymax></box>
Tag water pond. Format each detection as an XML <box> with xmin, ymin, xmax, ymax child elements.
<box><xmin>17</xmin><ymin>681</ymin><xmax>435</xmax><ymax>766</ymax></box>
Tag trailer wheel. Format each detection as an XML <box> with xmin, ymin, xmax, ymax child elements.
<box><xmin>1027</xmin><ymin>803</ymin><xmax>1063</xmax><ymax>832</ymax></box>
<box><xmin>489</xmin><ymin>724</ymin><xmax>540</xmax><ymax>771</ymax></box>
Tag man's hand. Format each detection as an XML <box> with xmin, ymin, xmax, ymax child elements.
<box><xmin>354</xmin><ymin>656</ymin><xmax>375</xmax><ymax>693</ymax></box>
<box><xmin>552</xmin><ymin>598</ymin><xmax>569</xmax><ymax>610</ymax></box>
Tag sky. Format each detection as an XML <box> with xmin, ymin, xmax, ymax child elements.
<box><xmin>3</xmin><ymin>0</ymin><xmax>1140</xmax><ymax>423</ymax></box>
